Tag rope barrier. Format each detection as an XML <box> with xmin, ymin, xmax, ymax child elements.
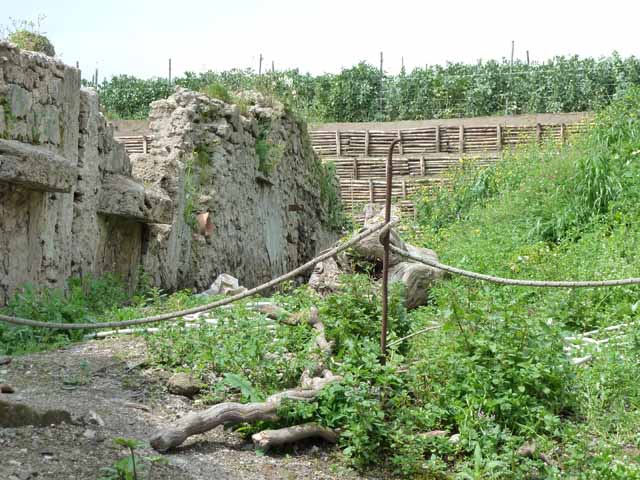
<box><xmin>0</xmin><ymin>221</ymin><xmax>394</xmax><ymax>330</ymax></box>
<box><xmin>390</xmin><ymin>244</ymin><xmax>640</xmax><ymax>288</ymax></box>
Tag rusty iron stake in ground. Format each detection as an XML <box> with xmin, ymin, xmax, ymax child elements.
<box><xmin>380</xmin><ymin>138</ymin><xmax>402</xmax><ymax>363</ymax></box>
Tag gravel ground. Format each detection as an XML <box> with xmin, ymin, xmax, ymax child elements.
<box><xmin>0</xmin><ymin>338</ymin><xmax>375</xmax><ymax>480</ymax></box>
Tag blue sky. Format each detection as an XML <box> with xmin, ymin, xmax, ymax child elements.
<box><xmin>3</xmin><ymin>0</ymin><xmax>639</xmax><ymax>81</ymax></box>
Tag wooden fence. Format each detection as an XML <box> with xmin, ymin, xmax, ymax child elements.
<box><xmin>114</xmin><ymin>120</ymin><xmax>588</xmax><ymax>221</ymax></box>
<box><xmin>311</xmin><ymin>121</ymin><xmax>587</xmax><ymax>220</ymax></box>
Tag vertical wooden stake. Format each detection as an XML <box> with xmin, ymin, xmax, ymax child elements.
<box><xmin>496</xmin><ymin>124</ymin><xmax>502</xmax><ymax>152</ymax></box>
<box><xmin>435</xmin><ymin>126</ymin><xmax>441</xmax><ymax>153</ymax></box>
<box><xmin>258</xmin><ymin>53</ymin><xmax>263</xmax><ymax>75</ymax></box>
<box><xmin>368</xmin><ymin>179</ymin><xmax>374</xmax><ymax>204</ymax></box>
<box><xmin>335</xmin><ymin>131</ymin><xmax>341</xmax><ymax>157</ymax></box>
<box><xmin>143</xmin><ymin>136</ymin><xmax>148</xmax><ymax>154</ymax></box>
<box><xmin>402</xmin><ymin>180</ymin><xmax>407</xmax><ymax>199</ymax></box>
<box><xmin>397</xmin><ymin>130</ymin><xmax>404</xmax><ymax>155</ymax></box>
<box><xmin>459</xmin><ymin>125</ymin><xmax>465</xmax><ymax>154</ymax></box>
<box><xmin>168</xmin><ymin>58</ymin><xmax>172</xmax><ymax>85</ymax></box>
<box><xmin>420</xmin><ymin>155</ymin><xmax>425</xmax><ymax>176</ymax></box>
<box><xmin>560</xmin><ymin>123</ymin><xmax>566</xmax><ymax>144</ymax></box>
<box><xmin>536</xmin><ymin>123</ymin><xmax>542</xmax><ymax>144</ymax></box>
<box><xmin>379</xmin><ymin>51</ymin><xmax>384</xmax><ymax>115</ymax></box>
<box><xmin>353</xmin><ymin>157</ymin><xmax>359</xmax><ymax>180</ymax></box>
<box><xmin>364</xmin><ymin>130</ymin><xmax>370</xmax><ymax>156</ymax></box>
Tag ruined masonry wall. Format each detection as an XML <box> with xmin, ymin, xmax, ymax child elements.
<box><xmin>0</xmin><ymin>42</ymin><xmax>339</xmax><ymax>305</ymax></box>
<box><xmin>132</xmin><ymin>89</ymin><xmax>339</xmax><ymax>291</ymax></box>
<box><xmin>0</xmin><ymin>42</ymin><xmax>169</xmax><ymax>305</ymax></box>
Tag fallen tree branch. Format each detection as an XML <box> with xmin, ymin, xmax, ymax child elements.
<box><xmin>252</xmin><ymin>423</ymin><xmax>338</xmax><ymax>450</ymax></box>
<box><xmin>150</xmin><ymin>305</ymin><xmax>342</xmax><ymax>453</ymax></box>
<box><xmin>150</xmin><ymin>370</ymin><xmax>340</xmax><ymax>452</ymax></box>
<box><xmin>307</xmin><ymin>307</ymin><xmax>333</xmax><ymax>355</ymax></box>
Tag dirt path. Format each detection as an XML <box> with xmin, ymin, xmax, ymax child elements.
<box><xmin>0</xmin><ymin>338</ymin><xmax>372</xmax><ymax>480</ymax></box>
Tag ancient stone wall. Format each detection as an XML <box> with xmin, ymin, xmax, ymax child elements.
<box><xmin>0</xmin><ymin>42</ymin><xmax>340</xmax><ymax>305</ymax></box>
<box><xmin>0</xmin><ymin>42</ymin><xmax>169</xmax><ymax>305</ymax></box>
<box><xmin>132</xmin><ymin>89</ymin><xmax>339</xmax><ymax>291</ymax></box>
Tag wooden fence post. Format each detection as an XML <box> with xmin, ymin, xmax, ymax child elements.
<box><xmin>496</xmin><ymin>125</ymin><xmax>502</xmax><ymax>152</ymax></box>
<box><xmin>397</xmin><ymin>130</ymin><xmax>404</xmax><ymax>155</ymax></box>
<box><xmin>368</xmin><ymin>180</ymin><xmax>374</xmax><ymax>203</ymax></box>
<box><xmin>536</xmin><ymin>123</ymin><xmax>542</xmax><ymax>144</ymax></box>
<box><xmin>364</xmin><ymin>130</ymin><xmax>370</xmax><ymax>156</ymax></box>
<box><xmin>353</xmin><ymin>158</ymin><xmax>359</xmax><ymax>180</ymax></box>
<box><xmin>459</xmin><ymin>125</ymin><xmax>465</xmax><ymax>154</ymax></box>
<box><xmin>560</xmin><ymin>123</ymin><xmax>566</xmax><ymax>144</ymax></box>
<box><xmin>435</xmin><ymin>126</ymin><xmax>441</xmax><ymax>153</ymax></box>
<box><xmin>335</xmin><ymin>131</ymin><xmax>341</xmax><ymax>157</ymax></box>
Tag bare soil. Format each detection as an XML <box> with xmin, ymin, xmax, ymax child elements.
<box><xmin>0</xmin><ymin>338</ymin><xmax>373</xmax><ymax>480</ymax></box>
<box><xmin>110</xmin><ymin>112</ymin><xmax>592</xmax><ymax>138</ymax></box>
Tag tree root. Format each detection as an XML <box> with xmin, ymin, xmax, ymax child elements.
<box><xmin>252</xmin><ymin>422</ymin><xmax>338</xmax><ymax>450</ymax></box>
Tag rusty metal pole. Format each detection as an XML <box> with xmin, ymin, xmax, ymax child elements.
<box><xmin>381</xmin><ymin>138</ymin><xmax>401</xmax><ymax>364</ymax></box>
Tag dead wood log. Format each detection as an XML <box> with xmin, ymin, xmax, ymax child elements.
<box><xmin>308</xmin><ymin>257</ymin><xmax>342</xmax><ymax>294</ymax></box>
<box><xmin>150</xmin><ymin>370</ymin><xmax>340</xmax><ymax>452</ymax></box>
<box><xmin>308</xmin><ymin>307</ymin><xmax>333</xmax><ymax>355</ymax></box>
<box><xmin>150</xmin><ymin>306</ymin><xmax>341</xmax><ymax>453</ymax></box>
<box><xmin>253</xmin><ymin>303</ymin><xmax>301</xmax><ymax>325</ymax></box>
<box><xmin>309</xmin><ymin>204</ymin><xmax>445</xmax><ymax>309</ymax></box>
<box><xmin>252</xmin><ymin>422</ymin><xmax>338</xmax><ymax>450</ymax></box>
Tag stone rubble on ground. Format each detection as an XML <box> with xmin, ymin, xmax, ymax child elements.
<box><xmin>167</xmin><ymin>372</ymin><xmax>201</xmax><ymax>398</ymax></box>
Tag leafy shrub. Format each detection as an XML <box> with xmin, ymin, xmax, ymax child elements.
<box><xmin>97</xmin><ymin>75</ymin><xmax>172</xmax><ymax>120</ymax></box>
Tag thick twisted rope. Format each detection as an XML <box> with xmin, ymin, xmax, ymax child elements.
<box><xmin>390</xmin><ymin>244</ymin><xmax>640</xmax><ymax>288</ymax></box>
<box><xmin>0</xmin><ymin>222</ymin><xmax>393</xmax><ymax>330</ymax></box>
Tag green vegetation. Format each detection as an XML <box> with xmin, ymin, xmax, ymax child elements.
<box><xmin>4</xmin><ymin>89</ymin><xmax>640</xmax><ymax>477</ymax></box>
<box><xmin>182</xmin><ymin>153</ymin><xmax>203</xmax><ymax>230</ymax></box>
<box><xmin>316</xmin><ymin>160</ymin><xmax>350</xmax><ymax>231</ymax></box>
<box><xmin>255</xmin><ymin>138</ymin><xmax>284</xmax><ymax>177</ymax></box>
<box><xmin>253</xmin><ymin>118</ymin><xmax>284</xmax><ymax>177</ymax></box>
<box><xmin>100</xmin><ymin>438</ymin><xmax>166</xmax><ymax>480</ymax></box>
<box><xmin>199</xmin><ymin>82</ymin><xmax>233</xmax><ymax>104</ymax></box>
<box><xmin>1</xmin><ymin>16</ymin><xmax>55</xmax><ymax>56</ymax></box>
<box><xmin>145</xmin><ymin>87</ymin><xmax>640</xmax><ymax>477</ymax></box>
<box><xmin>97</xmin><ymin>54</ymin><xmax>640</xmax><ymax>121</ymax></box>
<box><xmin>97</xmin><ymin>76</ymin><xmax>173</xmax><ymax>120</ymax></box>
<box><xmin>0</xmin><ymin>275</ymin><xmax>129</xmax><ymax>355</ymax></box>
<box><xmin>8</xmin><ymin>30</ymin><xmax>55</xmax><ymax>56</ymax></box>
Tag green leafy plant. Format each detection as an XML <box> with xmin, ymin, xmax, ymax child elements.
<box><xmin>97</xmin><ymin>53</ymin><xmax>640</xmax><ymax>122</ymax></box>
<box><xmin>100</xmin><ymin>438</ymin><xmax>166</xmax><ymax>480</ymax></box>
